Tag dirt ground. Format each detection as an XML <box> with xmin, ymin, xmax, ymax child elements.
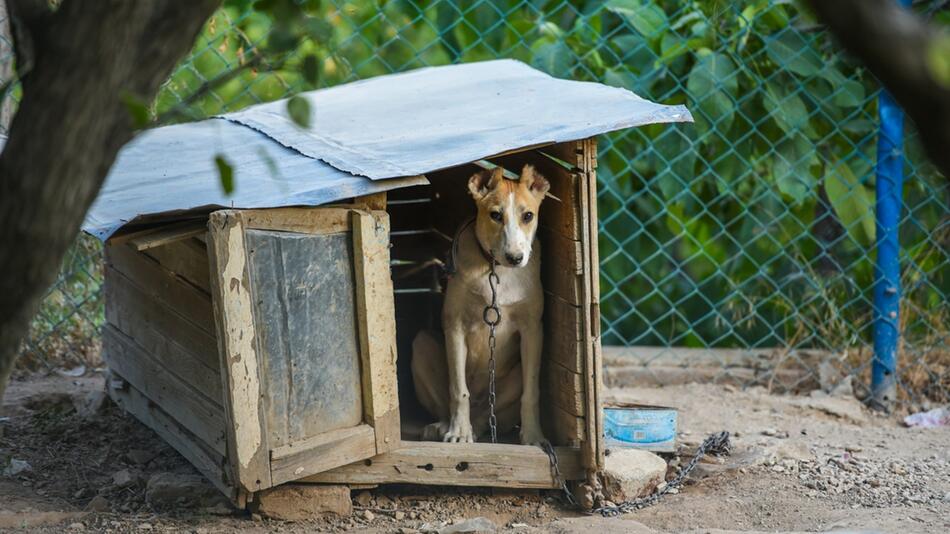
<box><xmin>1</xmin><ymin>372</ymin><xmax>948</xmax><ymax>534</ymax></box>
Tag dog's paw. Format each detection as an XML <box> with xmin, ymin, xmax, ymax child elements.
<box><xmin>422</xmin><ymin>421</ymin><xmax>449</xmax><ymax>441</ymax></box>
<box><xmin>443</xmin><ymin>418</ymin><xmax>474</xmax><ymax>443</ymax></box>
<box><xmin>520</xmin><ymin>424</ymin><xmax>546</xmax><ymax>446</ymax></box>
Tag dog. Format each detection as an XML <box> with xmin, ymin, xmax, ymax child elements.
<box><xmin>411</xmin><ymin>164</ymin><xmax>549</xmax><ymax>445</ymax></box>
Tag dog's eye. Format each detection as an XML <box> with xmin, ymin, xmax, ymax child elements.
<box><xmin>522</xmin><ymin>212</ymin><xmax>534</xmax><ymax>223</ymax></box>
<box><xmin>490</xmin><ymin>211</ymin><xmax>503</xmax><ymax>223</ymax></box>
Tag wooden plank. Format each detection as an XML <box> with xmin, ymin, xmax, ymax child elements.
<box><xmin>546</xmin><ymin>361</ymin><xmax>585</xmax><ymax>416</ymax></box>
<box><xmin>207</xmin><ymin>210</ymin><xmax>272</xmax><ymax>492</ymax></box>
<box><xmin>580</xmin><ymin>137</ymin><xmax>604</xmax><ymax>470</ymax></box>
<box><xmin>105</xmin><ymin>242</ymin><xmax>215</xmax><ymax>334</ymax></box>
<box><xmin>104</xmin><ymin>268</ymin><xmax>222</xmax><ymax>402</ymax></box>
<box><xmin>541</xmin><ymin>255</ymin><xmax>583</xmax><ymax>306</ymax></box>
<box><xmin>538</xmin><ymin>227</ymin><xmax>583</xmax><ymax>274</ymax></box>
<box><xmin>549</xmin><ymin>404</ymin><xmax>585</xmax><ymax>446</ymax></box>
<box><xmin>143</xmin><ymin>237</ymin><xmax>211</xmax><ymax>293</ymax></box>
<box><xmin>106</xmin><ymin>373</ymin><xmax>237</xmax><ymax>504</ymax></box>
<box><xmin>128</xmin><ymin>220</ymin><xmax>207</xmax><ymax>251</ymax></box>
<box><xmin>544</xmin><ymin>292</ymin><xmax>583</xmax><ymax>374</ymax></box>
<box><xmin>104</xmin><ymin>264</ymin><xmax>218</xmax><ymax>370</ymax></box>
<box><xmin>108</xmin><ymin>218</ymin><xmax>206</xmax><ymax>247</ymax></box>
<box><xmin>355</xmin><ymin>192</ymin><xmax>387</xmax><ymax>211</ymax></box>
<box><xmin>245</xmin><ymin>229</ymin><xmax>365</xmax><ymax>449</ymax></box>
<box><xmin>269</xmin><ymin>424</ymin><xmax>377</xmax><ymax>485</ymax></box>
<box><xmin>240</xmin><ymin>207</ymin><xmax>351</xmax><ymax>235</ymax></box>
<box><xmin>302</xmin><ymin>442</ymin><xmax>584</xmax><ymax>488</ymax></box>
<box><xmin>351</xmin><ymin>210</ymin><xmax>401</xmax><ymax>455</ymax></box>
<box><xmin>102</xmin><ymin>325</ymin><xmax>227</xmax><ymax>455</ymax></box>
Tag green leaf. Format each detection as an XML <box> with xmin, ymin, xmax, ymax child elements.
<box><xmin>215</xmin><ymin>155</ymin><xmax>235</xmax><ymax>195</ymax></box>
<box><xmin>607</xmin><ymin>0</ymin><xmax>668</xmax><ymax>39</ymax></box>
<box><xmin>302</xmin><ymin>54</ymin><xmax>320</xmax><ymax>86</ymax></box>
<box><xmin>925</xmin><ymin>33</ymin><xmax>950</xmax><ymax>88</ymax></box>
<box><xmin>833</xmin><ymin>79</ymin><xmax>865</xmax><ymax>107</ymax></box>
<box><xmin>287</xmin><ymin>95</ymin><xmax>312</xmax><ymax>129</ymax></box>
<box><xmin>531</xmin><ymin>39</ymin><xmax>572</xmax><ymax>78</ymax></box>
<box><xmin>305</xmin><ymin>17</ymin><xmax>332</xmax><ymax>42</ymax></box>
<box><xmin>687</xmin><ymin>52</ymin><xmax>737</xmax><ymax>133</ymax></box>
<box><xmin>772</xmin><ymin>134</ymin><xmax>816</xmax><ymax>203</ymax></box>
<box><xmin>120</xmin><ymin>92</ymin><xmax>150</xmax><ymax>129</ymax></box>
<box><xmin>764</xmin><ymin>31</ymin><xmax>823</xmax><ymax>77</ymax></box>
<box><xmin>825</xmin><ymin>161</ymin><xmax>875</xmax><ymax>246</ymax></box>
<box><xmin>765</xmin><ymin>82</ymin><xmax>813</xmax><ymax>136</ymax></box>
<box><xmin>611</xmin><ymin>34</ymin><xmax>656</xmax><ymax>73</ymax></box>
<box><xmin>257</xmin><ymin>146</ymin><xmax>281</xmax><ymax>180</ymax></box>
<box><xmin>268</xmin><ymin>27</ymin><xmax>300</xmax><ymax>52</ymax></box>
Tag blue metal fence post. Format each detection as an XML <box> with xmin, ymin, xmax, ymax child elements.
<box><xmin>870</xmin><ymin>0</ymin><xmax>909</xmax><ymax>409</ymax></box>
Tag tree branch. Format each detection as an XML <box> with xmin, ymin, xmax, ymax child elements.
<box><xmin>0</xmin><ymin>0</ymin><xmax>221</xmax><ymax>400</ymax></box>
<box><xmin>806</xmin><ymin>0</ymin><xmax>950</xmax><ymax>178</ymax></box>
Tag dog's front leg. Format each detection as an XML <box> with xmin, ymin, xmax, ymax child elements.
<box><xmin>519</xmin><ymin>320</ymin><xmax>546</xmax><ymax>445</ymax></box>
<box><xmin>443</xmin><ymin>324</ymin><xmax>474</xmax><ymax>443</ymax></box>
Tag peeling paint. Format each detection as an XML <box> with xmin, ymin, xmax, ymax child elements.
<box><xmin>223</xmin><ymin>224</ymin><xmax>262</xmax><ymax>470</ymax></box>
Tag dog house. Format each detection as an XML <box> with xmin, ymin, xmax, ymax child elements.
<box><xmin>84</xmin><ymin>60</ymin><xmax>691</xmax><ymax>508</ymax></box>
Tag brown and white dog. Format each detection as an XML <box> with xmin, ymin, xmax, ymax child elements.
<box><xmin>411</xmin><ymin>164</ymin><xmax>549</xmax><ymax>444</ymax></box>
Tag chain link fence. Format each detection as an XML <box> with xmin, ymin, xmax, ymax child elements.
<box><xmin>11</xmin><ymin>1</ymin><xmax>949</xmax><ymax>406</ymax></box>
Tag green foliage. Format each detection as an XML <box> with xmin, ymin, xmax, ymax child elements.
<box><xmin>215</xmin><ymin>155</ymin><xmax>235</xmax><ymax>194</ymax></box>
<box><xmin>286</xmin><ymin>94</ymin><xmax>312</xmax><ymax>128</ymax></box>
<box><xmin>154</xmin><ymin>0</ymin><xmax>947</xmax><ymax>353</ymax></box>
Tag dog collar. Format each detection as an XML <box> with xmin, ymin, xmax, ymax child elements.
<box><xmin>445</xmin><ymin>217</ymin><xmax>497</xmax><ymax>278</ymax></box>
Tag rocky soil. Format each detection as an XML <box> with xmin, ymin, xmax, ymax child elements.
<box><xmin>1</xmin><ymin>373</ymin><xmax>948</xmax><ymax>533</ymax></box>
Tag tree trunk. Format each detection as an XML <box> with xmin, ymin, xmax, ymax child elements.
<box><xmin>0</xmin><ymin>0</ymin><xmax>220</xmax><ymax>402</ymax></box>
<box><xmin>806</xmin><ymin>0</ymin><xmax>950</xmax><ymax>178</ymax></box>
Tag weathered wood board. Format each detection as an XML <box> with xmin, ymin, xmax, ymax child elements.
<box><xmin>245</xmin><ymin>229</ymin><xmax>364</xmax><ymax>450</ymax></box>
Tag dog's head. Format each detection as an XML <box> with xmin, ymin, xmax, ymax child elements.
<box><xmin>468</xmin><ymin>164</ymin><xmax>550</xmax><ymax>267</ymax></box>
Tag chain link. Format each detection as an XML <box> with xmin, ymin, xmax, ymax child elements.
<box><xmin>482</xmin><ymin>260</ymin><xmax>501</xmax><ymax>444</ymax></box>
<box><xmin>594</xmin><ymin>431</ymin><xmax>731</xmax><ymax>516</ymax></box>
<box><xmin>541</xmin><ymin>441</ymin><xmax>580</xmax><ymax>507</ymax></box>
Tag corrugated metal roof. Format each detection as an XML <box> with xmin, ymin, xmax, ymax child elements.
<box><xmin>223</xmin><ymin>59</ymin><xmax>692</xmax><ymax>179</ymax></box>
<box><xmin>82</xmin><ymin>59</ymin><xmax>691</xmax><ymax>239</ymax></box>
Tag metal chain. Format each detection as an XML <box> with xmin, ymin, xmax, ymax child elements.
<box><xmin>482</xmin><ymin>259</ymin><xmax>501</xmax><ymax>444</ymax></box>
<box><xmin>594</xmin><ymin>431</ymin><xmax>731</xmax><ymax>516</ymax></box>
<box><xmin>477</xmin><ymin>241</ymin><xmax>730</xmax><ymax>515</ymax></box>
<box><xmin>541</xmin><ymin>441</ymin><xmax>580</xmax><ymax>507</ymax></box>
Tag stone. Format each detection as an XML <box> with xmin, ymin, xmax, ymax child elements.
<box><xmin>67</xmin><ymin>523</ymin><xmax>85</xmax><ymax>531</ymax></box>
<box><xmin>145</xmin><ymin>472</ymin><xmax>230</xmax><ymax>509</ymax></box>
<box><xmin>801</xmin><ymin>395</ymin><xmax>868</xmax><ymax>424</ymax></box>
<box><xmin>439</xmin><ymin>517</ymin><xmax>496</xmax><ymax>533</ymax></box>
<box><xmin>251</xmin><ymin>484</ymin><xmax>351</xmax><ymax>521</ymax></box>
<box><xmin>600</xmin><ymin>449</ymin><xmax>667</xmax><ymax>502</ymax></box>
<box><xmin>85</xmin><ymin>495</ymin><xmax>110</xmax><ymax>512</ymax></box>
<box><xmin>394</xmin><ymin>511</ymin><xmax>406</xmax><ymax>520</ymax></box>
<box><xmin>362</xmin><ymin>510</ymin><xmax>375</xmax><ymax>521</ymax></box>
<box><xmin>355</xmin><ymin>490</ymin><xmax>373</xmax><ymax>506</ymax></box>
<box><xmin>138</xmin><ymin>523</ymin><xmax>153</xmax><ymax>531</ymax></box>
<box><xmin>2</xmin><ymin>458</ymin><xmax>31</xmax><ymax>476</ymax></box>
<box><xmin>112</xmin><ymin>469</ymin><xmax>137</xmax><ymax>488</ymax></box>
<box><xmin>548</xmin><ymin>516</ymin><xmax>657</xmax><ymax>534</ymax></box>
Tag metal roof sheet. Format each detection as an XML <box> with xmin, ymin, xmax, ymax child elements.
<box><xmin>82</xmin><ymin>119</ymin><xmax>424</xmax><ymax>240</ymax></box>
<box><xmin>223</xmin><ymin>59</ymin><xmax>692</xmax><ymax>179</ymax></box>
<box><xmin>82</xmin><ymin>59</ymin><xmax>691</xmax><ymax>239</ymax></box>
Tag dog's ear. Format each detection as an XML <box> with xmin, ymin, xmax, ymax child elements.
<box><xmin>468</xmin><ymin>167</ymin><xmax>503</xmax><ymax>199</ymax></box>
<box><xmin>521</xmin><ymin>164</ymin><xmax>549</xmax><ymax>199</ymax></box>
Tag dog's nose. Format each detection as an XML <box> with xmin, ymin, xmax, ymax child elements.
<box><xmin>505</xmin><ymin>252</ymin><xmax>524</xmax><ymax>266</ymax></box>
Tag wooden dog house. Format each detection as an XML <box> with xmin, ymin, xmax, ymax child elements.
<box><xmin>85</xmin><ymin>60</ymin><xmax>691</xmax><ymax>507</ymax></box>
